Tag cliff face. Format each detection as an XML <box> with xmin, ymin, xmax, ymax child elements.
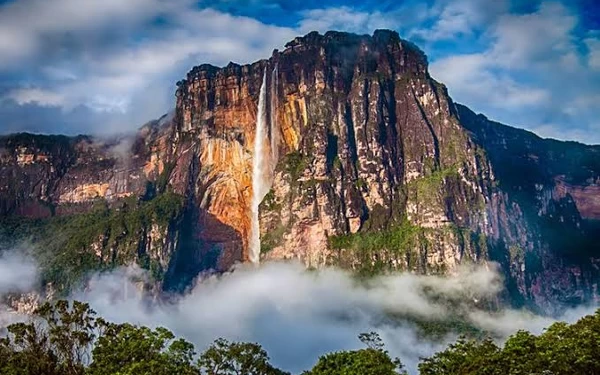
<box><xmin>0</xmin><ymin>30</ymin><xmax>598</xmax><ymax>311</ymax></box>
<box><xmin>456</xmin><ymin>105</ymin><xmax>600</xmax><ymax>308</ymax></box>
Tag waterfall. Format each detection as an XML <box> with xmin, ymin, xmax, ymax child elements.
<box><xmin>249</xmin><ymin>70</ymin><xmax>269</xmax><ymax>264</ymax></box>
<box><xmin>249</xmin><ymin>66</ymin><xmax>280</xmax><ymax>264</ymax></box>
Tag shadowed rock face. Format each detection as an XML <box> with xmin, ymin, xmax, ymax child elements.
<box><xmin>0</xmin><ymin>30</ymin><xmax>598</xmax><ymax>311</ymax></box>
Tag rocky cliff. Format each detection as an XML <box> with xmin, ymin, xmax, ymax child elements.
<box><xmin>0</xmin><ymin>30</ymin><xmax>598</xmax><ymax>311</ymax></box>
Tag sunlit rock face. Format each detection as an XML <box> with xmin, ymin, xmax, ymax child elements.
<box><xmin>0</xmin><ymin>30</ymin><xmax>599</xmax><ymax>310</ymax></box>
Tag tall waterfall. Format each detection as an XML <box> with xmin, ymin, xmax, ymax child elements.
<box><xmin>249</xmin><ymin>70</ymin><xmax>269</xmax><ymax>263</ymax></box>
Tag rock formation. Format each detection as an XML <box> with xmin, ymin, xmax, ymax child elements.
<box><xmin>0</xmin><ymin>30</ymin><xmax>598</xmax><ymax>312</ymax></box>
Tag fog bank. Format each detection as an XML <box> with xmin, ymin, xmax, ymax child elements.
<box><xmin>69</xmin><ymin>262</ymin><xmax>597</xmax><ymax>373</ymax></box>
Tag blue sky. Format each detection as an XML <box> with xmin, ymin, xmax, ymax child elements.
<box><xmin>0</xmin><ymin>0</ymin><xmax>598</xmax><ymax>144</ymax></box>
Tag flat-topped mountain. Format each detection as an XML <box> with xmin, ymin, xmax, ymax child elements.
<box><xmin>1</xmin><ymin>30</ymin><xmax>598</xmax><ymax>312</ymax></box>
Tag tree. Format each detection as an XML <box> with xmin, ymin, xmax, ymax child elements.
<box><xmin>304</xmin><ymin>332</ymin><xmax>406</xmax><ymax>375</ymax></box>
<box><xmin>87</xmin><ymin>323</ymin><xmax>197</xmax><ymax>375</ymax></box>
<box><xmin>0</xmin><ymin>300</ymin><xmax>99</xmax><ymax>375</ymax></box>
<box><xmin>358</xmin><ymin>331</ymin><xmax>386</xmax><ymax>351</ymax></box>
<box><xmin>197</xmin><ymin>338</ymin><xmax>289</xmax><ymax>375</ymax></box>
<box><xmin>418</xmin><ymin>337</ymin><xmax>502</xmax><ymax>375</ymax></box>
<box><xmin>418</xmin><ymin>310</ymin><xmax>600</xmax><ymax>375</ymax></box>
<box><xmin>4</xmin><ymin>299</ymin><xmax>600</xmax><ymax>375</ymax></box>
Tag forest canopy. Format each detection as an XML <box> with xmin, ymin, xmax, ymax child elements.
<box><xmin>1</xmin><ymin>300</ymin><xmax>599</xmax><ymax>375</ymax></box>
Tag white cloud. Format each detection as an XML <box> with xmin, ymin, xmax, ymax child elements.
<box><xmin>430</xmin><ymin>1</ymin><xmax>600</xmax><ymax>144</ymax></box>
<box><xmin>0</xmin><ymin>251</ymin><xmax>38</xmax><ymax>295</ymax></box>
<box><xmin>7</xmin><ymin>87</ymin><xmax>66</xmax><ymax>107</ymax></box>
<box><xmin>430</xmin><ymin>54</ymin><xmax>550</xmax><ymax>109</ymax></box>
<box><xmin>0</xmin><ymin>0</ymin><xmax>599</xmax><ymax>142</ymax></box>
<box><xmin>488</xmin><ymin>2</ymin><xmax>577</xmax><ymax>68</ymax></box>
<box><xmin>0</xmin><ymin>254</ymin><xmax>595</xmax><ymax>374</ymax></box>
<box><xmin>1</xmin><ymin>3</ymin><xmax>296</xmax><ymax>132</ymax></box>
<box><xmin>586</xmin><ymin>35</ymin><xmax>600</xmax><ymax>70</ymax></box>
<box><xmin>298</xmin><ymin>7</ymin><xmax>398</xmax><ymax>34</ymax></box>
<box><xmin>412</xmin><ymin>0</ymin><xmax>509</xmax><ymax>41</ymax></box>
<box><xmin>297</xmin><ymin>4</ymin><xmax>432</xmax><ymax>36</ymax></box>
<box><xmin>529</xmin><ymin>123</ymin><xmax>600</xmax><ymax>144</ymax></box>
<box><xmin>0</xmin><ymin>0</ymin><xmax>180</xmax><ymax>67</ymax></box>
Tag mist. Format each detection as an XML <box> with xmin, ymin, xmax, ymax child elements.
<box><xmin>0</xmin><ymin>250</ymin><xmax>38</xmax><ymax>326</ymax></box>
<box><xmin>0</xmin><ymin>252</ymin><xmax>596</xmax><ymax>373</ymax></box>
<box><xmin>0</xmin><ymin>251</ymin><xmax>37</xmax><ymax>295</ymax></box>
<box><xmin>64</xmin><ymin>261</ymin><xmax>596</xmax><ymax>374</ymax></box>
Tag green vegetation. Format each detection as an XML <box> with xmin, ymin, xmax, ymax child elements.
<box><xmin>331</xmin><ymin>156</ymin><xmax>342</xmax><ymax>170</ymax></box>
<box><xmin>261</xmin><ymin>189</ymin><xmax>281</xmax><ymax>212</ymax></box>
<box><xmin>0</xmin><ymin>191</ymin><xmax>184</xmax><ymax>294</ymax></box>
<box><xmin>198</xmin><ymin>339</ymin><xmax>288</xmax><ymax>375</ymax></box>
<box><xmin>391</xmin><ymin>314</ymin><xmax>485</xmax><ymax>341</ymax></box>
<box><xmin>283</xmin><ymin>151</ymin><xmax>310</xmax><ymax>182</ymax></box>
<box><xmin>508</xmin><ymin>245</ymin><xmax>524</xmax><ymax>262</ymax></box>
<box><xmin>361</xmin><ymin>204</ymin><xmax>390</xmax><ymax>232</ymax></box>
<box><xmin>261</xmin><ymin>224</ymin><xmax>287</xmax><ymax>254</ymax></box>
<box><xmin>0</xmin><ymin>300</ymin><xmax>286</xmax><ymax>375</ymax></box>
<box><xmin>329</xmin><ymin>219</ymin><xmax>424</xmax><ymax>254</ymax></box>
<box><xmin>408</xmin><ymin>166</ymin><xmax>459</xmax><ymax>200</ymax></box>
<box><xmin>156</xmin><ymin>162</ymin><xmax>176</xmax><ymax>193</ymax></box>
<box><xmin>328</xmin><ymin>219</ymin><xmax>428</xmax><ymax>277</ymax></box>
<box><xmin>303</xmin><ymin>332</ymin><xmax>406</xmax><ymax>375</ymax></box>
<box><xmin>419</xmin><ymin>310</ymin><xmax>600</xmax><ymax>375</ymax></box>
<box><xmin>355</xmin><ymin>178</ymin><xmax>367</xmax><ymax>190</ymax></box>
<box><xmin>3</xmin><ymin>300</ymin><xmax>600</xmax><ymax>375</ymax></box>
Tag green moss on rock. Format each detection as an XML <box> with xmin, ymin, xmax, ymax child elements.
<box><xmin>261</xmin><ymin>224</ymin><xmax>287</xmax><ymax>254</ymax></box>
<box><xmin>329</xmin><ymin>219</ymin><xmax>424</xmax><ymax>253</ymax></box>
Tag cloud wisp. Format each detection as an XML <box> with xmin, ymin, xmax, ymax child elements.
<box><xmin>0</xmin><ymin>250</ymin><xmax>39</xmax><ymax>327</ymax></box>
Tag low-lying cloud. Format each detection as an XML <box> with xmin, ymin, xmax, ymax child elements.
<box><xmin>0</xmin><ymin>254</ymin><xmax>596</xmax><ymax>374</ymax></box>
<box><xmin>0</xmin><ymin>251</ymin><xmax>38</xmax><ymax>295</ymax></box>
<box><xmin>67</xmin><ymin>262</ymin><xmax>596</xmax><ymax>374</ymax></box>
<box><xmin>0</xmin><ymin>250</ymin><xmax>39</xmax><ymax>327</ymax></box>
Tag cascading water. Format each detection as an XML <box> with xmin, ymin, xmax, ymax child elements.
<box><xmin>249</xmin><ymin>70</ymin><xmax>269</xmax><ymax>263</ymax></box>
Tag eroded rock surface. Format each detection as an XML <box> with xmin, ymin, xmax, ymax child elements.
<box><xmin>1</xmin><ymin>30</ymin><xmax>598</xmax><ymax>311</ymax></box>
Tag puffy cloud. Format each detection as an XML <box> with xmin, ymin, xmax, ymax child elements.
<box><xmin>297</xmin><ymin>3</ymin><xmax>434</xmax><ymax>36</ymax></box>
<box><xmin>430</xmin><ymin>1</ymin><xmax>600</xmax><ymax>144</ymax></box>
<box><xmin>0</xmin><ymin>254</ymin><xmax>596</xmax><ymax>373</ymax></box>
<box><xmin>529</xmin><ymin>123</ymin><xmax>600</xmax><ymax>144</ymax></box>
<box><xmin>488</xmin><ymin>2</ymin><xmax>578</xmax><ymax>68</ymax></box>
<box><xmin>430</xmin><ymin>53</ymin><xmax>550</xmax><ymax>108</ymax></box>
<box><xmin>411</xmin><ymin>0</ymin><xmax>509</xmax><ymax>41</ymax></box>
<box><xmin>586</xmin><ymin>35</ymin><xmax>600</xmax><ymax>69</ymax></box>
<box><xmin>0</xmin><ymin>0</ymin><xmax>598</xmax><ymax>144</ymax></box>
<box><xmin>298</xmin><ymin>7</ymin><xmax>400</xmax><ymax>34</ymax></box>
<box><xmin>0</xmin><ymin>2</ymin><xmax>296</xmax><ymax>135</ymax></box>
<box><xmin>0</xmin><ymin>0</ymin><xmax>179</xmax><ymax>68</ymax></box>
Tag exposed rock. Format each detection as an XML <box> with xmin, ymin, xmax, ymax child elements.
<box><xmin>0</xmin><ymin>30</ymin><xmax>598</xmax><ymax>312</ymax></box>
